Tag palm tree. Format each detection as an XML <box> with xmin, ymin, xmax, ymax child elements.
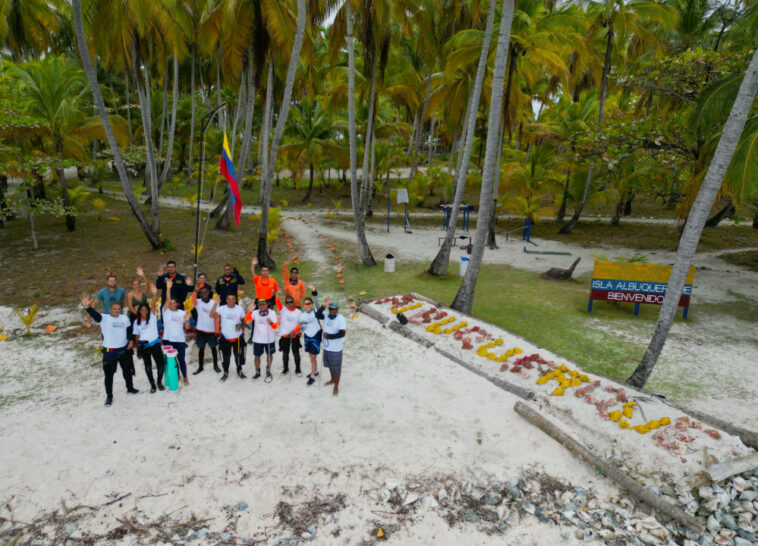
<box><xmin>451</xmin><ymin>0</ymin><xmax>515</xmax><ymax>312</ymax></box>
<box><xmin>257</xmin><ymin>0</ymin><xmax>307</xmax><ymax>268</ymax></box>
<box><xmin>559</xmin><ymin>0</ymin><xmax>676</xmax><ymax>234</ymax></box>
<box><xmin>628</xmin><ymin>46</ymin><xmax>758</xmax><ymax>388</ymax></box>
<box><xmin>429</xmin><ymin>0</ymin><xmax>497</xmax><ymax>276</ymax></box>
<box><xmin>281</xmin><ymin>97</ymin><xmax>337</xmax><ymax>202</ymax></box>
<box><xmin>71</xmin><ymin>0</ymin><xmax>162</xmax><ymax>248</ymax></box>
<box><xmin>0</xmin><ymin>0</ymin><xmax>60</xmax><ymax>60</ymax></box>
<box><xmin>8</xmin><ymin>57</ymin><xmax>128</xmax><ymax>231</ymax></box>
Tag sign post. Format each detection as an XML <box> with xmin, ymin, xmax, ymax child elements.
<box><xmin>588</xmin><ymin>262</ymin><xmax>695</xmax><ymax>318</ymax></box>
<box><xmin>386</xmin><ymin>188</ymin><xmax>411</xmax><ymax>233</ymax></box>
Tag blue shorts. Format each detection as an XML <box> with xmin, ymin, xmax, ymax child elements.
<box><xmin>304</xmin><ymin>333</ymin><xmax>321</xmax><ymax>355</ymax></box>
<box><xmin>253</xmin><ymin>342</ymin><xmax>276</xmax><ymax>356</ymax></box>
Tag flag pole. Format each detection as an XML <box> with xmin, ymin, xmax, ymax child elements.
<box><xmin>194</xmin><ymin>103</ymin><xmax>226</xmax><ymax>284</ymax></box>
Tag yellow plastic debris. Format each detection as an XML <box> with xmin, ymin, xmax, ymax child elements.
<box><xmin>552</xmin><ymin>387</ymin><xmax>565</xmax><ymax>396</ymax></box>
<box><xmin>609</xmin><ymin>410</ymin><xmax>622</xmax><ymax>422</ymax></box>
<box><xmin>660</xmin><ymin>417</ymin><xmax>671</xmax><ymax>426</ymax></box>
<box><xmin>618</xmin><ymin>420</ymin><xmax>631</xmax><ymax>429</ymax></box>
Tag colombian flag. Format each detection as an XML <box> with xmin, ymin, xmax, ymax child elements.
<box><xmin>219</xmin><ymin>132</ymin><xmax>242</xmax><ymax>226</ymax></box>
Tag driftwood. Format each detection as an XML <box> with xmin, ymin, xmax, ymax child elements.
<box><xmin>706</xmin><ymin>453</ymin><xmax>758</xmax><ymax>482</ymax></box>
<box><xmin>357</xmin><ymin>304</ymin><xmax>391</xmax><ymax>326</ymax></box>
<box><xmin>388</xmin><ymin>321</ymin><xmax>435</xmax><ymax>348</ymax></box>
<box><xmin>436</xmin><ymin>348</ymin><xmax>535</xmax><ymax>401</ymax></box>
<box><xmin>514</xmin><ymin>401</ymin><xmax>706</xmax><ymax>535</ymax></box>
<box><xmin>408</xmin><ymin>291</ymin><xmax>443</xmax><ymax>308</ymax></box>
<box><xmin>540</xmin><ymin>257</ymin><xmax>581</xmax><ymax>281</ymax></box>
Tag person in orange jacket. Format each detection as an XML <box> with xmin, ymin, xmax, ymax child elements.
<box><xmin>250</xmin><ymin>256</ymin><xmax>279</xmax><ymax>310</ymax></box>
<box><xmin>282</xmin><ymin>260</ymin><xmax>306</xmax><ymax>308</ymax></box>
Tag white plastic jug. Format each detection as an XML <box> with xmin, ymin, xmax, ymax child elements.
<box><xmin>384</xmin><ymin>253</ymin><xmax>395</xmax><ymax>273</ymax></box>
<box><xmin>459</xmin><ymin>256</ymin><xmax>469</xmax><ymax>277</ymax></box>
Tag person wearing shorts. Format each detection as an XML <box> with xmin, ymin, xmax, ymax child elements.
<box><xmin>321</xmin><ymin>299</ymin><xmax>346</xmax><ymax>396</ymax></box>
<box><xmin>299</xmin><ymin>285</ymin><xmax>322</xmax><ymax>385</ymax></box>
<box><xmin>248</xmin><ymin>298</ymin><xmax>278</xmax><ymax>382</ymax></box>
<box><xmin>194</xmin><ymin>286</ymin><xmax>220</xmax><ymax>374</ymax></box>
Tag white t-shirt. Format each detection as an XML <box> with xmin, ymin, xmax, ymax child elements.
<box><xmin>251</xmin><ymin>309</ymin><xmax>278</xmax><ymax>344</ymax></box>
<box><xmin>100</xmin><ymin>313</ymin><xmax>131</xmax><ymax>348</ymax></box>
<box><xmin>195</xmin><ymin>299</ymin><xmax>216</xmax><ymax>333</ymax></box>
<box><xmin>279</xmin><ymin>307</ymin><xmax>301</xmax><ymax>337</ymax></box>
<box><xmin>300</xmin><ymin>309</ymin><xmax>321</xmax><ymax>338</ymax></box>
<box><xmin>217</xmin><ymin>304</ymin><xmax>245</xmax><ymax>340</ymax></box>
<box><xmin>322</xmin><ymin>312</ymin><xmax>347</xmax><ymax>353</ymax></box>
<box><xmin>162</xmin><ymin>308</ymin><xmax>186</xmax><ymax>343</ymax></box>
<box><xmin>132</xmin><ymin>314</ymin><xmax>159</xmax><ymax>343</ymax></box>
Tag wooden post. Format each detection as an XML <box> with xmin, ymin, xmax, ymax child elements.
<box><xmin>513</xmin><ymin>401</ymin><xmax>706</xmax><ymax>535</ymax></box>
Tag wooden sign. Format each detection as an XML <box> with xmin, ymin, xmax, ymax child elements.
<box><xmin>588</xmin><ymin>262</ymin><xmax>695</xmax><ymax>318</ymax></box>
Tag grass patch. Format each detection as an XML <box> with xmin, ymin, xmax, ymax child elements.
<box><xmin>718</xmin><ymin>249</ymin><xmax>758</xmax><ymax>271</ymax></box>
<box><xmin>0</xmin><ymin>195</ymin><xmax>297</xmax><ymax>307</ymax></box>
<box><xmin>336</xmin><ymin>261</ymin><xmax>676</xmax><ymax>382</ymax></box>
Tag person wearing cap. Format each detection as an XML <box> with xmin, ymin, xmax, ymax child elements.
<box><xmin>247</xmin><ymin>298</ymin><xmax>278</xmax><ymax>382</ymax></box>
<box><xmin>80</xmin><ymin>292</ymin><xmax>139</xmax><ymax>406</ymax></box>
<box><xmin>278</xmin><ymin>295</ymin><xmax>302</xmax><ymax>376</ymax></box>
<box><xmin>250</xmin><ymin>256</ymin><xmax>279</xmax><ymax>309</ymax></box>
<box><xmin>210</xmin><ymin>293</ymin><xmax>247</xmax><ymax>381</ymax></box>
<box><xmin>282</xmin><ymin>260</ymin><xmax>306</xmax><ymax>307</ymax></box>
<box><xmin>320</xmin><ymin>297</ymin><xmax>346</xmax><ymax>396</ymax></box>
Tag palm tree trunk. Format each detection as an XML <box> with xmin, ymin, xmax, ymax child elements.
<box><xmin>158</xmin><ymin>58</ymin><xmax>168</xmax><ymax>157</ymax></box>
<box><xmin>560</xmin><ymin>20</ymin><xmax>613</xmax><ymax>235</ymax></box>
<box><xmin>556</xmin><ymin>170</ymin><xmax>570</xmax><ymax>222</ymax></box>
<box><xmin>705</xmin><ymin>200</ymin><xmax>735</xmax><ymax>227</ymax></box>
<box><xmin>258</xmin><ymin>60</ymin><xmax>274</xmax><ymax>205</ymax></box>
<box><xmin>428</xmin><ymin>0</ymin><xmax>497</xmax><ymax>276</ymax></box>
<box><xmin>407</xmin><ymin>110</ymin><xmax>418</xmax><ymax>155</ymax></box>
<box><xmin>258</xmin><ymin>0</ymin><xmax>306</xmax><ymax>268</ymax></box>
<box><xmin>159</xmin><ymin>56</ymin><xmax>179</xmax><ymax>187</ymax></box>
<box><xmin>55</xmin><ymin>156</ymin><xmax>75</xmax><ymax>231</ymax></box>
<box><xmin>407</xmin><ymin>66</ymin><xmax>433</xmax><ymax>184</ymax></box>
<box><xmin>188</xmin><ymin>39</ymin><xmax>196</xmax><ymax>176</ymax></box>
<box><xmin>368</xmin><ymin>129</ymin><xmax>376</xmax><ymax>217</ymax></box>
<box><xmin>347</xmin><ymin>2</ymin><xmax>375</xmax><ymax>266</ymax></box>
<box><xmin>428</xmin><ymin>111</ymin><xmax>436</xmax><ymax>166</ymax></box>
<box><xmin>451</xmin><ymin>0</ymin><xmax>515</xmax><ymax>314</ymax></box>
<box><xmin>217</xmin><ymin>44</ymin><xmax>224</xmax><ymax>128</ymax></box>
<box><xmin>132</xmin><ymin>45</ymin><xmax>161</xmax><ymax>234</ymax></box>
<box><xmin>125</xmin><ymin>70</ymin><xmax>132</xmax><ymax>145</ymax></box>
<box><xmin>361</xmin><ymin>58</ymin><xmax>377</xmax><ymax>219</ymax></box>
<box><xmin>218</xmin><ymin>49</ymin><xmax>256</xmax><ymax>231</ymax></box>
<box><xmin>487</xmin><ymin>110</ymin><xmax>506</xmax><ymax>249</ymax></box>
<box><xmin>72</xmin><ymin>0</ymin><xmax>161</xmax><ymax>248</ymax></box>
<box><xmin>303</xmin><ymin>162</ymin><xmax>315</xmax><ymax>202</ymax></box>
<box><xmin>628</xmin><ymin>47</ymin><xmax>758</xmax><ymax>389</ymax></box>
<box><xmin>231</xmin><ymin>75</ymin><xmax>246</xmax><ymax>156</ymax></box>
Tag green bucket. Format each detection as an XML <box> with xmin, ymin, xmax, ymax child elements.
<box><xmin>163</xmin><ymin>346</ymin><xmax>179</xmax><ymax>391</ymax></box>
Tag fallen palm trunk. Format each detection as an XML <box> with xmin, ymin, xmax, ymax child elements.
<box><xmin>706</xmin><ymin>453</ymin><xmax>758</xmax><ymax>482</ymax></box>
<box><xmin>436</xmin><ymin>347</ymin><xmax>535</xmax><ymax>401</ymax></box>
<box><xmin>514</xmin><ymin>401</ymin><xmax>706</xmax><ymax>535</ymax></box>
<box><xmin>408</xmin><ymin>292</ymin><xmax>443</xmax><ymax>307</ymax></box>
<box><xmin>358</xmin><ymin>304</ymin><xmax>391</xmax><ymax>325</ymax></box>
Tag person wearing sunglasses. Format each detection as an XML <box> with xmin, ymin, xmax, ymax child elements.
<box><xmin>278</xmin><ymin>296</ymin><xmax>302</xmax><ymax>376</ymax></box>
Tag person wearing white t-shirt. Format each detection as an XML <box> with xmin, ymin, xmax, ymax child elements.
<box><xmin>321</xmin><ymin>298</ymin><xmax>346</xmax><ymax>396</ymax></box>
<box><xmin>299</xmin><ymin>284</ymin><xmax>322</xmax><ymax>385</ymax></box>
<box><xmin>81</xmin><ymin>293</ymin><xmax>139</xmax><ymax>407</ymax></box>
<box><xmin>211</xmin><ymin>293</ymin><xmax>247</xmax><ymax>382</ymax></box>
<box><xmin>163</xmin><ymin>278</ymin><xmax>191</xmax><ymax>385</ymax></box>
<box><xmin>132</xmin><ymin>283</ymin><xmax>164</xmax><ymax>393</ymax></box>
<box><xmin>278</xmin><ymin>296</ymin><xmax>302</xmax><ymax>376</ymax></box>
<box><xmin>247</xmin><ymin>298</ymin><xmax>279</xmax><ymax>383</ymax></box>
<box><xmin>193</xmin><ymin>286</ymin><xmax>220</xmax><ymax>374</ymax></box>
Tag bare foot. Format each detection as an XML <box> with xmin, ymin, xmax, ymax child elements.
<box><xmin>324</xmin><ymin>379</ymin><xmax>335</xmax><ymax>386</ymax></box>
<box><xmin>332</xmin><ymin>387</ymin><xmax>339</xmax><ymax>396</ymax></box>
<box><xmin>183</xmin><ymin>377</ymin><xmax>189</xmax><ymax>385</ymax></box>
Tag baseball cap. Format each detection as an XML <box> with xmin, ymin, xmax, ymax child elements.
<box><xmin>328</xmin><ymin>301</ymin><xmax>339</xmax><ymax>309</ymax></box>
<box><xmin>257</xmin><ymin>298</ymin><xmax>268</xmax><ymax>304</ymax></box>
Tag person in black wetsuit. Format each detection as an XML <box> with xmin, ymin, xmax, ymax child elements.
<box><xmin>81</xmin><ymin>293</ymin><xmax>139</xmax><ymax>406</ymax></box>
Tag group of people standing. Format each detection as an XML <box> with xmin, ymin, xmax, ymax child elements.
<box><xmin>81</xmin><ymin>259</ymin><xmax>347</xmax><ymax>407</ymax></box>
